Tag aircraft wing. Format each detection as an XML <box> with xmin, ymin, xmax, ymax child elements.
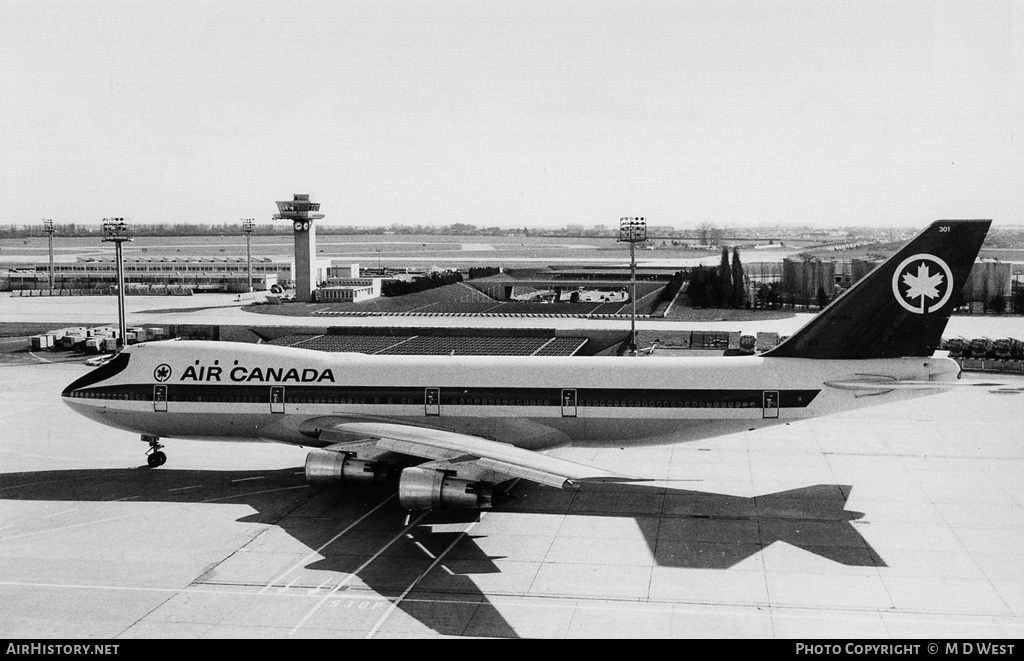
<box><xmin>317</xmin><ymin>420</ymin><xmax>626</xmax><ymax>489</ymax></box>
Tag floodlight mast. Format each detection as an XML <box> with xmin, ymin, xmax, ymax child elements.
<box><xmin>43</xmin><ymin>219</ymin><xmax>55</xmax><ymax>290</ymax></box>
<box><xmin>241</xmin><ymin>218</ymin><xmax>255</xmax><ymax>293</ymax></box>
<box><xmin>618</xmin><ymin>216</ymin><xmax>647</xmax><ymax>355</ymax></box>
<box><xmin>101</xmin><ymin>218</ymin><xmax>132</xmax><ymax>351</ymax></box>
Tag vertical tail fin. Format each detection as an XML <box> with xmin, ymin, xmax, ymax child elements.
<box><xmin>765</xmin><ymin>219</ymin><xmax>991</xmax><ymax>359</ymax></box>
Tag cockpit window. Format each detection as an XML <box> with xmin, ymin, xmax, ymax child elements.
<box><xmin>61</xmin><ymin>352</ymin><xmax>132</xmax><ymax>396</ymax></box>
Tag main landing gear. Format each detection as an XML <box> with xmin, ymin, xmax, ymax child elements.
<box><xmin>143</xmin><ymin>434</ymin><xmax>166</xmax><ymax>468</ymax></box>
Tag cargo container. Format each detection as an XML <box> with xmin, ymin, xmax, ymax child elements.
<box><xmin>755</xmin><ymin>332</ymin><xmax>780</xmax><ymax>352</ymax></box>
<box><xmin>60</xmin><ymin>332</ymin><xmax>87</xmax><ymax>350</ymax></box>
<box><xmin>969</xmin><ymin>337</ymin><xmax>993</xmax><ymax>358</ymax></box>
<box><xmin>992</xmin><ymin>337</ymin><xmax>1013</xmax><ymax>359</ymax></box>
<box><xmin>942</xmin><ymin>336</ymin><xmax>968</xmax><ymax>358</ymax></box>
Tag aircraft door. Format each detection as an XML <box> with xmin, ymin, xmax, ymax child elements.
<box><xmin>762</xmin><ymin>390</ymin><xmax>779</xmax><ymax>419</ymax></box>
<box><xmin>153</xmin><ymin>385</ymin><xmax>167</xmax><ymax>412</ymax></box>
<box><xmin>561</xmin><ymin>389</ymin><xmax>577</xmax><ymax>417</ymax></box>
<box><xmin>270</xmin><ymin>386</ymin><xmax>285</xmax><ymax>414</ymax></box>
<box><xmin>424</xmin><ymin>388</ymin><xmax>440</xmax><ymax>416</ymax></box>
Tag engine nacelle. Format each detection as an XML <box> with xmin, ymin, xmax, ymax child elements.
<box><xmin>305</xmin><ymin>449</ymin><xmax>385</xmax><ymax>486</ymax></box>
<box><xmin>398</xmin><ymin>467</ymin><xmax>493</xmax><ymax>510</ymax></box>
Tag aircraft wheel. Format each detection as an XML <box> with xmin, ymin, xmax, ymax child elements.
<box><xmin>148</xmin><ymin>451</ymin><xmax>167</xmax><ymax>468</ymax></box>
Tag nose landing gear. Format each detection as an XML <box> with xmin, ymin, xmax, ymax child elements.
<box><xmin>143</xmin><ymin>434</ymin><xmax>166</xmax><ymax>468</ymax></box>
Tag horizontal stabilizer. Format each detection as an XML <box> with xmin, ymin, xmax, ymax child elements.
<box><xmin>824</xmin><ymin>377</ymin><xmax>1003</xmax><ymax>391</ymax></box>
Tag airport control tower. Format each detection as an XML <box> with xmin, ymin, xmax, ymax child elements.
<box><xmin>273</xmin><ymin>193</ymin><xmax>325</xmax><ymax>302</ymax></box>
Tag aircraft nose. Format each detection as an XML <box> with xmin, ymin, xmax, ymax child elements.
<box><xmin>61</xmin><ymin>352</ymin><xmax>132</xmax><ymax>401</ymax></box>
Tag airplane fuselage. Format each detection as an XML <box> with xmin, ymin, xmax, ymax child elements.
<box><xmin>62</xmin><ymin>340</ymin><xmax>959</xmax><ymax>451</ymax></box>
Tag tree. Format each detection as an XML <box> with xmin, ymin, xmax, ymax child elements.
<box><xmin>688</xmin><ymin>265</ymin><xmax>712</xmax><ymax>308</ymax></box>
<box><xmin>696</xmin><ymin>223</ymin><xmax>723</xmax><ymax>247</ymax></box>
<box><xmin>731</xmin><ymin>247</ymin><xmax>746</xmax><ymax>308</ymax></box>
<box><xmin>766</xmin><ymin>282</ymin><xmax>780</xmax><ymax>309</ymax></box>
<box><xmin>719</xmin><ymin>247</ymin><xmax>732</xmax><ymax>307</ymax></box>
<box><xmin>697</xmin><ymin>223</ymin><xmax>713</xmax><ymax>246</ymax></box>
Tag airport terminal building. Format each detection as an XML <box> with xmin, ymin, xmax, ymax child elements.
<box><xmin>0</xmin><ymin>256</ymin><xmax>294</xmax><ymax>294</ymax></box>
<box><xmin>0</xmin><ymin>256</ymin><xmax>384</xmax><ymax>297</ymax></box>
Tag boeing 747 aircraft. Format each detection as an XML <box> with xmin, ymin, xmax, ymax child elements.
<box><xmin>63</xmin><ymin>220</ymin><xmax>991</xmax><ymax>510</ymax></box>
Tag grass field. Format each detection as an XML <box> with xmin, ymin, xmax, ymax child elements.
<box><xmin>0</xmin><ymin>233</ymin><xmax>727</xmax><ymax>269</ymax></box>
<box><xmin>0</xmin><ymin>321</ymin><xmax>112</xmax><ymax>338</ymax></box>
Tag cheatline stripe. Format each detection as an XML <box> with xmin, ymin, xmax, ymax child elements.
<box><xmin>67</xmin><ymin>383</ymin><xmax>820</xmax><ymax>409</ymax></box>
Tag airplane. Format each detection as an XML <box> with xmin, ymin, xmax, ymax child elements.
<box><xmin>62</xmin><ymin>219</ymin><xmax>992</xmax><ymax>511</ymax></box>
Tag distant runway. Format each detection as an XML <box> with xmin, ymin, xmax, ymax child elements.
<box><xmin>1</xmin><ymin>362</ymin><xmax>1021</xmax><ymax>638</ymax></box>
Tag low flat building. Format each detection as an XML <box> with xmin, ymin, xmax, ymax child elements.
<box><xmin>314</xmin><ymin>278</ymin><xmax>382</xmax><ymax>303</ymax></box>
<box><xmin>4</xmin><ymin>256</ymin><xmax>291</xmax><ymax>293</ymax></box>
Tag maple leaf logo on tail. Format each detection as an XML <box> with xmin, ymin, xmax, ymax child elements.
<box><xmin>891</xmin><ymin>254</ymin><xmax>954</xmax><ymax>314</ymax></box>
<box><xmin>903</xmin><ymin>262</ymin><xmax>944</xmax><ymax>312</ymax></box>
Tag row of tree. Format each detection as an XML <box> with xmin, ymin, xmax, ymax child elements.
<box><xmin>687</xmin><ymin>247</ymin><xmax>747</xmax><ymax>308</ymax></box>
<box><xmin>466</xmin><ymin>266</ymin><xmax>501</xmax><ymax>279</ymax></box>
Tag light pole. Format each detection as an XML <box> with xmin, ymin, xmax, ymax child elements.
<box><xmin>618</xmin><ymin>216</ymin><xmax>647</xmax><ymax>355</ymax></box>
<box><xmin>241</xmin><ymin>218</ymin><xmax>255</xmax><ymax>293</ymax></box>
<box><xmin>102</xmin><ymin>217</ymin><xmax>131</xmax><ymax>351</ymax></box>
<box><xmin>43</xmin><ymin>218</ymin><xmax>55</xmax><ymax>290</ymax></box>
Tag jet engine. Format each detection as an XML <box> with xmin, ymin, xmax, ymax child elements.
<box><xmin>304</xmin><ymin>449</ymin><xmax>386</xmax><ymax>486</ymax></box>
<box><xmin>398</xmin><ymin>467</ymin><xmax>493</xmax><ymax>510</ymax></box>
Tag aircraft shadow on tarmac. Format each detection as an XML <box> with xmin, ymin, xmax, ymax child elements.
<box><xmin>0</xmin><ymin>466</ymin><xmax>883</xmax><ymax>638</ymax></box>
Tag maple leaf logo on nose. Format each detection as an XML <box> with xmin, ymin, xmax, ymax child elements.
<box><xmin>154</xmin><ymin>364</ymin><xmax>171</xmax><ymax>382</ymax></box>
<box><xmin>901</xmin><ymin>262</ymin><xmax>944</xmax><ymax>312</ymax></box>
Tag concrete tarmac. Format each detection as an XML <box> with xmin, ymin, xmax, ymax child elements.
<box><xmin>1</xmin><ymin>359</ymin><xmax>1022</xmax><ymax>639</ymax></box>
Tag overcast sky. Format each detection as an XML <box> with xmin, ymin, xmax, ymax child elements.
<box><xmin>2</xmin><ymin>1</ymin><xmax>1021</xmax><ymax>229</ymax></box>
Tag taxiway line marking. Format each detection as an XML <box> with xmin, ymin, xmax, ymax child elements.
<box><xmin>276</xmin><ymin>577</ymin><xmax>299</xmax><ymax>594</ymax></box>
<box><xmin>231</xmin><ymin>476</ymin><xmax>265</xmax><ymax>483</ymax></box>
<box><xmin>366</xmin><ymin>512</ymin><xmax>486</xmax><ymax>639</ymax></box>
<box><xmin>0</xmin><ymin>485</ymin><xmax>310</xmax><ymax>543</ymax></box>
<box><xmin>287</xmin><ymin>509</ymin><xmax>431</xmax><ymax>637</ymax></box>
<box><xmin>259</xmin><ymin>493</ymin><xmax>398</xmax><ymax>595</ymax></box>
<box><xmin>309</xmin><ymin>578</ymin><xmax>333</xmax><ymax>595</ymax></box>
<box><xmin>168</xmin><ymin>485</ymin><xmax>202</xmax><ymax>492</ymax></box>
<box><xmin>0</xmin><ymin>576</ymin><xmax>1018</xmax><ymax>635</ymax></box>
<box><xmin>41</xmin><ymin>508</ymin><xmax>78</xmax><ymax>519</ymax></box>
<box><xmin>27</xmin><ymin>350</ymin><xmax>51</xmax><ymax>364</ymax></box>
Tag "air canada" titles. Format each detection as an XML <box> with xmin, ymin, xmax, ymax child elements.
<box><xmin>179</xmin><ymin>360</ymin><xmax>335</xmax><ymax>383</ymax></box>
